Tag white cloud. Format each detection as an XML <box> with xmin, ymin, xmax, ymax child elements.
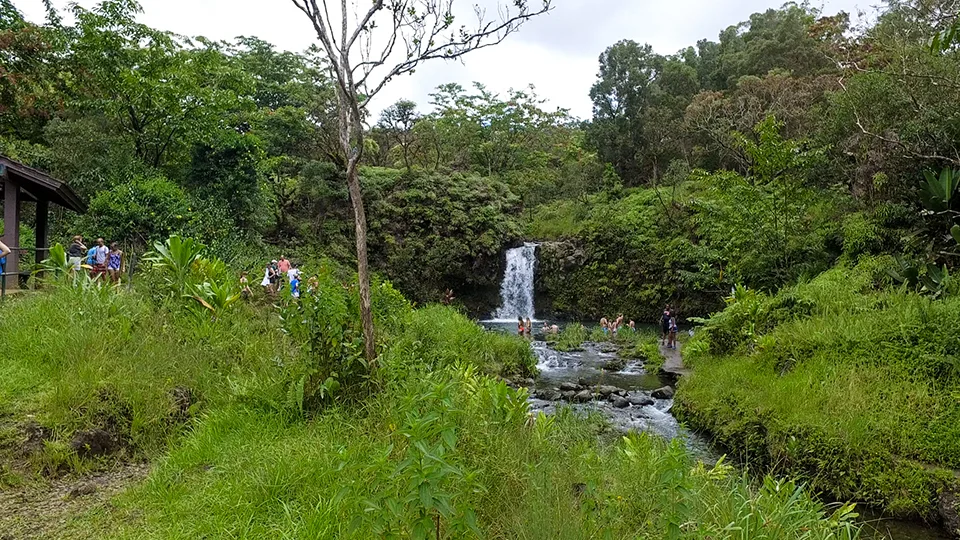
<box><xmin>14</xmin><ymin>0</ymin><xmax>868</xmax><ymax>119</ymax></box>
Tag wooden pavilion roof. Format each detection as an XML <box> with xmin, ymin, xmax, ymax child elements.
<box><xmin>0</xmin><ymin>155</ymin><xmax>87</xmax><ymax>213</ymax></box>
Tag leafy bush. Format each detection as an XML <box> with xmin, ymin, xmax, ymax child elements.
<box><xmin>678</xmin><ymin>261</ymin><xmax>960</xmax><ymax>520</ymax></box>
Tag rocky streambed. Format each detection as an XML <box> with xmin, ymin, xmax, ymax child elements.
<box><xmin>521</xmin><ymin>340</ymin><xmax>714</xmax><ymax>458</ymax></box>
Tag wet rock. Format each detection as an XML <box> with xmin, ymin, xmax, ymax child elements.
<box><xmin>598</xmin><ymin>343</ymin><xmax>618</xmax><ymax>353</ymax></box>
<box><xmin>612</xmin><ymin>397</ymin><xmax>630</xmax><ymax>409</ymax></box>
<box><xmin>577</xmin><ymin>377</ymin><xmax>590</xmax><ymax>388</ymax></box>
<box><xmin>573</xmin><ymin>390</ymin><xmax>593</xmax><ymax>403</ymax></box>
<box><xmin>628</xmin><ymin>395</ymin><xmax>655</xmax><ymax>407</ymax></box>
<box><xmin>601</xmin><ymin>358</ymin><xmax>627</xmax><ymax>371</ymax></box>
<box><xmin>651</xmin><ymin>386</ymin><xmax>675</xmax><ymax>399</ymax></box>
<box><xmin>559</xmin><ymin>382</ymin><xmax>579</xmax><ymax>392</ymax></box>
<box><xmin>595</xmin><ymin>385</ymin><xmax>621</xmax><ymax>397</ymax></box>
<box><xmin>939</xmin><ymin>489</ymin><xmax>960</xmax><ymax>537</ymax></box>
<box><xmin>70</xmin><ymin>428</ymin><xmax>119</xmax><ymax>458</ymax></box>
<box><xmin>560</xmin><ymin>390</ymin><xmax>576</xmax><ymax>401</ymax></box>
<box><xmin>535</xmin><ymin>389</ymin><xmax>561</xmax><ymax>401</ymax></box>
<box><xmin>522</xmin><ymin>378</ymin><xmax>536</xmax><ymax>388</ymax></box>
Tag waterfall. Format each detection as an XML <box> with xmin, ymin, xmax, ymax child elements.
<box><xmin>491</xmin><ymin>243</ymin><xmax>539</xmax><ymax>321</ymax></box>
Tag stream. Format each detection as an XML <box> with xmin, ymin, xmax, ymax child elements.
<box><xmin>481</xmin><ymin>244</ymin><xmax>949</xmax><ymax>539</ymax></box>
<box><xmin>481</xmin><ymin>323</ymin><xmax>950</xmax><ymax>540</ymax></box>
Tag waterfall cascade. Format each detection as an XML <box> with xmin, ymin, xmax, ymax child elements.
<box><xmin>491</xmin><ymin>243</ymin><xmax>539</xmax><ymax>321</ymax></box>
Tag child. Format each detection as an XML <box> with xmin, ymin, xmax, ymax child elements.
<box><xmin>240</xmin><ymin>271</ymin><xmax>252</xmax><ymax>299</ymax></box>
<box><xmin>668</xmin><ymin>316</ymin><xmax>679</xmax><ymax>350</ymax></box>
<box><xmin>290</xmin><ymin>273</ymin><xmax>301</xmax><ymax>298</ymax></box>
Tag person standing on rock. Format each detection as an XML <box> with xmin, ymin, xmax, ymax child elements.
<box><xmin>668</xmin><ymin>316</ymin><xmax>679</xmax><ymax>349</ymax></box>
<box><xmin>660</xmin><ymin>305</ymin><xmax>672</xmax><ymax>345</ymax></box>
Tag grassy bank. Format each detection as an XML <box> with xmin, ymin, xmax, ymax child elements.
<box><xmin>1</xmin><ymin>277</ymin><xmax>860</xmax><ymax>538</ymax></box>
<box><xmin>676</xmin><ymin>258</ymin><xmax>960</xmax><ymax>523</ymax></box>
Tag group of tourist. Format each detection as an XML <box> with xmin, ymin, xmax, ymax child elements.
<box><xmin>599</xmin><ymin>314</ymin><xmax>636</xmax><ymax>335</ymax></box>
<box><xmin>66</xmin><ymin>235</ymin><xmax>124</xmax><ymax>282</ymax></box>
<box><xmin>660</xmin><ymin>304</ymin><xmax>679</xmax><ymax>349</ymax></box>
<box><xmin>517</xmin><ymin>317</ymin><xmax>534</xmax><ymax>335</ymax></box>
<box><xmin>257</xmin><ymin>256</ymin><xmax>309</xmax><ymax>298</ymax></box>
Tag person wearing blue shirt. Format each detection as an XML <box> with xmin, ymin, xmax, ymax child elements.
<box><xmin>0</xmin><ymin>240</ymin><xmax>10</xmax><ymax>275</ymax></box>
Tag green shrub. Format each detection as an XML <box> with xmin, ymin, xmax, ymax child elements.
<box><xmin>678</xmin><ymin>261</ymin><xmax>960</xmax><ymax>520</ymax></box>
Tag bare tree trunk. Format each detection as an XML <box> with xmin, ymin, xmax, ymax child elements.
<box><xmin>346</xmin><ymin>158</ymin><xmax>376</xmax><ymax>363</ymax></box>
<box><xmin>337</xmin><ymin>83</ymin><xmax>377</xmax><ymax>364</ymax></box>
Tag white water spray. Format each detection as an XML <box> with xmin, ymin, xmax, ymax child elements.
<box><xmin>491</xmin><ymin>243</ymin><xmax>539</xmax><ymax>321</ymax></box>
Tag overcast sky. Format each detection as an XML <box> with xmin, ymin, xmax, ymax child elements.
<box><xmin>15</xmin><ymin>0</ymin><xmax>871</xmax><ymax>119</ymax></box>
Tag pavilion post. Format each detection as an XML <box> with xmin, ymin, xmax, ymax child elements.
<box><xmin>2</xmin><ymin>172</ymin><xmax>19</xmax><ymax>284</ymax></box>
<box><xmin>35</xmin><ymin>199</ymin><xmax>49</xmax><ymax>267</ymax></box>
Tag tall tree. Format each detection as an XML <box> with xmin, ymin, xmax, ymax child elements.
<box><xmin>587</xmin><ymin>40</ymin><xmax>660</xmax><ymax>184</ymax></box>
<box><xmin>377</xmin><ymin>99</ymin><xmax>419</xmax><ymax>172</ymax></box>
<box><xmin>289</xmin><ymin>0</ymin><xmax>552</xmax><ymax>363</ymax></box>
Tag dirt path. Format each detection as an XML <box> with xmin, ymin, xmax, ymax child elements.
<box><xmin>659</xmin><ymin>341</ymin><xmax>691</xmax><ymax>379</ymax></box>
<box><xmin>0</xmin><ymin>463</ymin><xmax>149</xmax><ymax>539</ymax></box>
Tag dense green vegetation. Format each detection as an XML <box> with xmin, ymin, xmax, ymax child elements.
<box><xmin>677</xmin><ymin>259</ymin><xmax>960</xmax><ymax>522</ymax></box>
<box><xmin>7</xmin><ymin>0</ymin><xmax>960</xmax><ymax>535</ymax></box>
<box><xmin>0</xmin><ymin>256</ymin><xmax>858</xmax><ymax>538</ymax></box>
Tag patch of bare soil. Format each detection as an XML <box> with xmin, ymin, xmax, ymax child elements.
<box><xmin>0</xmin><ymin>463</ymin><xmax>149</xmax><ymax>539</ymax></box>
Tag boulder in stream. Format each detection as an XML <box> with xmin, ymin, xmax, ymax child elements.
<box><xmin>612</xmin><ymin>397</ymin><xmax>630</xmax><ymax>409</ymax></box>
<box><xmin>559</xmin><ymin>382</ymin><xmax>579</xmax><ymax>392</ymax></box>
<box><xmin>595</xmin><ymin>385</ymin><xmax>621</xmax><ymax>397</ymax></box>
<box><xmin>651</xmin><ymin>386</ymin><xmax>675</xmax><ymax>399</ymax></box>
<box><xmin>573</xmin><ymin>390</ymin><xmax>593</xmax><ymax>403</ymax></box>
<box><xmin>535</xmin><ymin>389</ymin><xmax>561</xmax><ymax>401</ymax></box>
<box><xmin>560</xmin><ymin>390</ymin><xmax>576</xmax><ymax>401</ymax></box>
<box><xmin>628</xmin><ymin>395</ymin><xmax>655</xmax><ymax>407</ymax></box>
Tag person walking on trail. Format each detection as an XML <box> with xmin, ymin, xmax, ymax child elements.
<box><xmin>85</xmin><ymin>243</ymin><xmax>97</xmax><ymax>270</ymax></box>
<box><xmin>261</xmin><ymin>262</ymin><xmax>276</xmax><ymax>294</ymax></box>
<box><xmin>668</xmin><ymin>316</ymin><xmax>679</xmax><ymax>350</ymax></box>
<box><xmin>278</xmin><ymin>256</ymin><xmax>291</xmax><ymax>278</ymax></box>
<box><xmin>93</xmin><ymin>238</ymin><xmax>109</xmax><ymax>277</ymax></box>
<box><xmin>660</xmin><ymin>304</ymin><xmax>672</xmax><ymax>345</ymax></box>
<box><xmin>67</xmin><ymin>236</ymin><xmax>86</xmax><ymax>273</ymax></box>
<box><xmin>107</xmin><ymin>243</ymin><xmax>123</xmax><ymax>283</ymax></box>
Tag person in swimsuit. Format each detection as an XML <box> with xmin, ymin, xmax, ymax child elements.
<box><xmin>518</xmin><ymin>317</ymin><xmax>525</xmax><ymax>335</ymax></box>
<box><xmin>525</xmin><ymin>318</ymin><xmax>533</xmax><ymax>336</ymax></box>
<box><xmin>106</xmin><ymin>243</ymin><xmax>123</xmax><ymax>283</ymax></box>
<box><xmin>668</xmin><ymin>316</ymin><xmax>679</xmax><ymax>349</ymax></box>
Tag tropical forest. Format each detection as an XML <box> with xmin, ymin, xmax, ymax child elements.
<box><xmin>2</xmin><ymin>0</ymin><xmax>960</xmax><ymax>538</ymax></box>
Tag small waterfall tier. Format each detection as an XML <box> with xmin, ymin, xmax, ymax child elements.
<box><xmin>491</xmin><ymin>243</ymin><xmax>539</xmax><ymax>322</ymax></box>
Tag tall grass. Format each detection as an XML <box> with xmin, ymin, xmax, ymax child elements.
<box><xmin>1</xmin><ymin>279</ymin><xmax>861</xmax><ymax>538</ymax></box>
<box><xmin>678</xmin><ymin>259</ymin><xmax>960</xmax><ymax>518</ymax></box>
<box><xmin>66</xmin><ymin>369</ymin><xmax>859</xmax><ymax>539</ymax></box>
